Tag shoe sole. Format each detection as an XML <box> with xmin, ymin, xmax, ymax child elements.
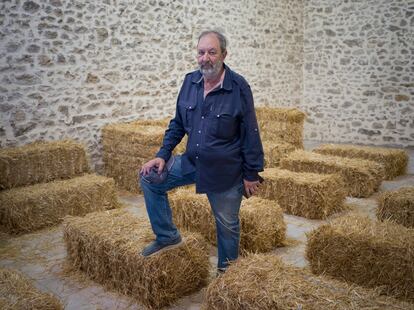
<box><xmin>145</xmin><ymin>239</ymin><xmax>184</xmax><ymax>257</ymax></box>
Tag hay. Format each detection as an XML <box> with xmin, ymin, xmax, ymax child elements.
<box><xmin>240</xmin><ymin>197</ymin><xmax>286</xmax><ymax>253</ymax></box>
<box><xmin>0</xmin><ymin>174</ymin><xmax>120</xmax><ymax>234</ymax></box>
<box><xmin>202</xmin><ymin>253</ymin><xmax>412</xmax><ymax>310</ymax></box>
<box><xmin>306</xmin><ymin>214</ymin><xmax>414</xmax><ymax>302</ymax></box>
<box><xmin>377</xmin><ymin>187</ymin><xmax>414</xmax><ymax>228</ymax></box>
<box><xmin>255</xmin><ymin>106</ymin><xmax>306</xmax><ymax>148</ymax></box>
<box><xmin>64</xmin><ymin>208</ymin><xmax>209</xmax><ymax>309</ymax></box>
<box><xmin>170</xmin><ymin>188</ymin><xmax>286</xmax><ymax>253</ymax></box>
<box><xmin>102</xmin><ymin>119</ymin><xmax>187</xmax><ymax>193</ymax></box>
<box><xmin>0</xmin><ymin>140</ymin><xmax>89</xmax><ymax>190</ymax></box>
<box><xmin>262</xmin><ymin>141</ymin><xmax>297</xmax><ymax>167</ymax></box>
<box><xmin>280</xmin><ymin>150</ymin><xmax>385</xmax><ymax>197</ymax></box>
<box><xmin>314</xmin><ymin>143</ymin><xmax>409</xmax><ymax>180</ymax></box>
<box><xmin>0</xmin><ymin>268</ymin><xmax>63</xmax><ymax>310</ymax></box>
<box><xmin>258</xmin><ymin>168</ymin><xmax>346</xmax><ymax>219</ymax></box>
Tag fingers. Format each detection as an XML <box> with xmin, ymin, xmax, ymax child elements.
<box><xmin>157</xmin><ymin>160</ymin><xmax>165</xmax><ymax>174</ymax></box>
<box><xmin>140</xmin><ymin>158</ymin><xmax>166</xmax><ymax>176</ymax></box>
<box><xmin>243</xmin><ymin>179</ymin><xmax>261</xmax><ymax>198</ymax></box>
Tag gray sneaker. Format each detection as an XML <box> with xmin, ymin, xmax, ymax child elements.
<box><xmin>141</xmin><ymin>236</ymin><xmax>183</xmax><ymax>257</ymax></box>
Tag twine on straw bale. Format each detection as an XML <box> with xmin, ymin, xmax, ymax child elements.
<box><xmin>306</xmin><ymin>214</ymin><xmax>414</xmax><ymax>302</ymax></box>
<box><xmin>0</xmin><ymin>174</ymin><xmax>119</xmax><ymax>234</ymax></box>
<box><xmin>102</xmin><ymin>119</ymin><xmax>187</xmax><ymax>193</ymax></box>
<box><xmin>314</xmin><ymin>143</ymin><xmax>408</xmax><ymax>180</ymax></box>
<box><xmin>0</xmin><ymin>140</ymin><xmax>89</xmax><ymax>190</ymax></box>
<box><xmin>202</xmin><ymin>254</ymin><xmax>412</xmax><ymax>310</ymax></box>
<box><xmin>262</xmin><ymin>141</ymin><xmax>297</xmax><ymax>167</ymax></box>
<box><xmin>377</xmin><ymin>186</ymin><xmax>414</xmax><ymax>228</ymax></box>
<box><xmin>255</xmin><ymin>106</ymin><xmax>306</xmax><ymax>148</ymax></box>
<box><xmin>258</xmin><ymin>168</ymin><xmax>346</xmax><ymax>219</ymax></box>
<box><xmin>64</xmin><ymin>209</ymin><xmax>209</xmax><ymax>309</ymax></box>
<box><xmin>280</xmin><ymin>150</ymin><xmax>385</xmax><ymax>197</ymax></box>
<box><xmin>0</xmin><ymin>268</ymin><xmax>63</xmax><ymax>310</ymax></box>
<box><xmin>170</xmin><ymin>188</ymin><xmax>286</xmax><ymax>253</ymax></box>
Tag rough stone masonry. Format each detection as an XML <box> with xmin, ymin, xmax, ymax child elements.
<box><xmin>0</xmin><ymin>0</ymin><xmax>412</xmax><ymax>171</ymax></box>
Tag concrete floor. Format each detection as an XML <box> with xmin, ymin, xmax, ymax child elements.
<box><xmin>0</xmin><ymin>142</ymin><xmax>413</xmax><ymax>309</ymax></box>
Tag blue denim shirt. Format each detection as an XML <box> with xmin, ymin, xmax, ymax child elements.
<box><xmin>156</xmin><ymin>64</ymin><xmax>264</xmax><ymax>193</ymax></box>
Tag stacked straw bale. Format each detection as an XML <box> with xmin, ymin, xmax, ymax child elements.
<box><xmin>0</xmin><ymin>140</ymin><xmax>89</xmax><ymax>190</ymax></box>
<box><xmin>314</xmin><ymin>143</ymin><xmax>408</xmax><ymax>180</ymax></box>
<box><xmin>170</xmin><ymin>188</ymin><xmax>286</xmax><ymax>253</ymax></box>
<box><xmin>377</xmin><ymin>187</ymin><xmax>414</xmax><ymax>228</ymax></box>
<box><xmin>280</xmin><ymin>150</ymin><xmax>385</xmax><ymax>197</ymax></box>
<box><xmin>0</xmin><ymin>268</ymin><xmax>63</xmax><ymax>309</ymax></box>
<box><xmin>262</xmin><ymin>141</ymin><xmax>297</xmax><ymax>167</ymax></box>
<box><xmin>102</xmin><ymin>119</ymin><xmax>187</xmax><ymax>193</ymax></box>
<box><xmin>257</xmin><ymin>168</ymin><xmax>346</xmax><ymax>219</ymax></box>
<box><xmin>306</xmin><ymin>214</ymin><xmax>414</xmax><ymax>302</ymax></box>
<box><xmin>64</xmin><ymin>209</ymin><xmax>209</xmax><ymax>309</ymax></box>
<box><xmin>0</xmin><ymin>174</ymin><xmax>119</xmax><ymax>234</ymax></box>
<box><xmin>202</xmin><ymin>254</ymin><xmax>412</xmax><ymax>310</ymax></box>
<box><xmin>255</xmin><ymin>106</ymin><xmax>306</xmax><ymax>148</ymax></box>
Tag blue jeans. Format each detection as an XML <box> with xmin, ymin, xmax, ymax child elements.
<box><xmin>140</xmin><ymin>155</ymin><xmax>243</xmax><ymax>269</ymax></box>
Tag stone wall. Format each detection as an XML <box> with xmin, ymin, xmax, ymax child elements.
<box><xmin>0</xmin><ymin>0</ymin><xmax>303</xmax><ymax>170</ymax></box>
<box><xmin>302</xmin><ymin>0</ymin><xmax>413</xmax><ymax>146</ymax></box>
<box><xmin>1</xmin><ymin>0</ymin><xmax>412</xmax><ymax>171</ymax></box>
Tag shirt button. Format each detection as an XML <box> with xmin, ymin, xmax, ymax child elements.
<box><xmin>201</xmin><ymin>116</ymin><xmax>205</xmax><ymax>119</ymax></box>
<box><xmin>196</xmin><ymin>156</ymin><xmax>199</xmax><ymax>159</ymax></box>
<box><xmin>196</xmin><ymin>144</ymin><xmax>199</xmax><ymax>147</ymax></box>
<box><xmin>198</xmin><ymin>130</ymin><xmax>201</xmax><ymax>133</ymax></box>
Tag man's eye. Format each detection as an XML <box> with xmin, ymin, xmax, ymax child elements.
<box><xmin>209</xmin><ymin>51</ymin><xmax>217</xmax><ymax>56</ymax></box>
<box><xmin>198</xmin><ymin>51</ymin><xmax>205</xmax><ymax>56</ymax></box>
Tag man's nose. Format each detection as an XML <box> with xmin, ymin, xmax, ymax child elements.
<box><xmin>200</xmin><ymin>52</ymin><xmax>210</xmax><ymax>62</ymax></box>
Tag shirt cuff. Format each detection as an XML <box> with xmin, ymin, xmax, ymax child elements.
<box><xmin>155</xmin><ymin>148</ymin><xmax>171</xmax><ymax>162</ymax></box>
<box><xmin>243</xmin><ymin>170</ymin><xmax>259</xmax><ymax>182</ymax></box>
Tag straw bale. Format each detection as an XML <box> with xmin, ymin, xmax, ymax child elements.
<box><xmin>103</xmin><ymin>152</ymin><xmax>145</xmax><ymax>193</ymax></box>
<box><xmin>170</xmin><ymin>188</ymin><xmax>286</xmax><ymax>253</ymax></box>
<box><xmin>0</xmin><ymin>140</ymin><xmax>89</xmax><ymax>190</ymax></box>
<box><xmin>203</xmin><ymin>253</ymin><xmax>412</xmax><ymax>310</ymax></box>
<box><xmin>262</xmin><ymin>141</ymin><xmax>297</xmax><ymax>167</ymax></box>
<box><xmin>0</xmin><ymin>174</ymin><xmax>120</xmax><ymax>234</ymax></box>
<box><xmin>314</xmin><ymin>143</ymin><xmax>408</xmax><ymax>180</ymax></box>
<box><xmin>258</xmin><ymin>168</ymin><xmax>346</xmax><ymax>219</ymax></box>
<box><xmin>0</xmin><ymin>268</ymin><xmax>63</xmax><ymax>310</ymax></box>
<box><xmin>103</xmin><ymin>119</ymin><xmax>188</xmax><ymax>193</ymax></box>
<box><xmin>280</xmin><ymin>150</ymin><xmax>385</xmax><ymax>197</ymax></box>
<box><xmin>255</xmin><ymin>106</ymin><xmax>306</xmax><ymax>148</ymax></box>
<box><xmin>102</xmin><ymin>122</ymin><xmax>166</xmax><ymax>152</ymax></box>
<box><xmin>377</xmin><ymin>186</ymin><xmax>414</xmax><ymax>228</ymax></box>
<box><xmin>64</xmin><ymin>209</ymin><xmax>209</xmax><ymax>309</ymax></box>
<box><xmin>306</xmin><ymin>214</ymin><xmax>414</xmax><ymax>302</ymax></box>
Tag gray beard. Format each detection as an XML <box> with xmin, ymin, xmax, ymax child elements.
<box><xmin>199</xmin><ymin>61</ymin><xmax>223</xmax><ymax>80</ymax></box>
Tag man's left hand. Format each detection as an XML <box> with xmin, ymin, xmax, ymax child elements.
<box><xmin>243</xmin><ymin>179</ymin><xmax>261</xmax><ymax>198</ymax></box>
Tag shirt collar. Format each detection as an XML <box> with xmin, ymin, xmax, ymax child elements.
<box><xmin>191</xmin><ymin>63</ymin><xmax>233</xmax><ymax>91</ymax></box>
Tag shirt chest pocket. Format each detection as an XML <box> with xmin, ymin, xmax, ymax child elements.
<box><xmin>207</xmin><ymin>113</ymin><xmax>238</xmax><ymax>140</ymax></box>
<box><xmin>178</xmin><ymin>101</ymin><xmax>196</xmax><ymax>133</ymax></box>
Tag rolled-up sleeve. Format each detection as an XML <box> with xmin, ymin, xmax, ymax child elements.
<box><xmin>240</xmin><ymin>85</ymin><xmax>264</xmax><ymax>181</ymax></box>
<box><xmin>156</xmin><ymin>96</ymin><xmax>186</xmax><ymax>161</ymax></box>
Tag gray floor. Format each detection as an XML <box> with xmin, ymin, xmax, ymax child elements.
<box><xmin>0</xmin><ymin>142</ymin><xmax>413</xmax><ymax>309</ymax></box>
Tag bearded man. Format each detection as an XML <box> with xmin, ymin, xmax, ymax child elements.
<box><xmin>140</xmin><ymin>30</ymin><xmax>264</xmax><ymax>274</ymax></box>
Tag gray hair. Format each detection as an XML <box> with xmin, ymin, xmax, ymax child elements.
<box><xmin>198</xmin><ymin>30</ymin><xmax>227</xmax><ymax>53</ymax></box>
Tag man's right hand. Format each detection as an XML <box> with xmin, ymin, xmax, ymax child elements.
<box><xmin>140</xmin><ymin>157</ymin><xmax>166</xmax><ymax>176</ymax></box>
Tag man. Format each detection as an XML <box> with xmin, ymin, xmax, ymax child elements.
<box><xmin>140</xmin><ymin>30</ymin><xmax>264</xmax><ymax>273</ymax></box>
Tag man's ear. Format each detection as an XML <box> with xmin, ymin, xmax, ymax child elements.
<box><xmin>222</xmin><ymin>50</ymin><xmax>227</xmax><ymax>60</ymax></box>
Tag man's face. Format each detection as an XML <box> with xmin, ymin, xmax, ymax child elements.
<box><xmin>197</xmin><ymin>33</ymin><xmax>227</xmax><ymax>79</ymax></box>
